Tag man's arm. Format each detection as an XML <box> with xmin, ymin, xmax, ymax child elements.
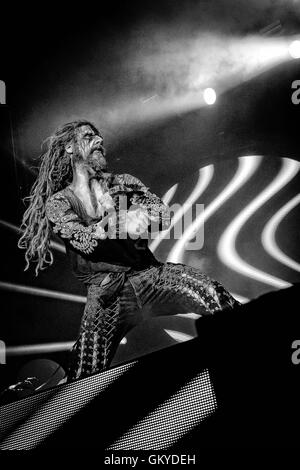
<box><xmin>116</xmin><ymin>174</ymin><xmax>171</xmax><ymax>232</ymax></box>
<box><xmin>45</xmin><ymin>191</ymin><xmax>107</xmax><ymax>257</ymax></box>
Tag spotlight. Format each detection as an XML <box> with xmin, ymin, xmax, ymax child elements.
<box><xmin>203</xmin><ymin>88</ymin><xmax>216</xmax><ymax>105</ymax></box>
<box><xmin>289</xmin><ymin>40</ymin><xmax>300</xmax><ymax>59</ymax></box>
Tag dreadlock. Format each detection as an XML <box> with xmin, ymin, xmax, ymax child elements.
<box><xmin>18</xmin><ymin>119</ymin><xmax>99</xmax><ymax>276</ymax></box>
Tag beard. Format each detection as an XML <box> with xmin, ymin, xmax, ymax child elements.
<box><xmin>86</xmin><ymin>150</ymin><xmax>108</xmax><ymax>177</ymax></box>
<box><xmin>72</xmin><ymin>140</ymin><xmax>109</xmax><ymax>178</ymax></box>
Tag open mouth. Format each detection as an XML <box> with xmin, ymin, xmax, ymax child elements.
<box><xmin>92</xmin><ymin>140</ymin><xmax>104</xmax><ymax>150</ymax></box>
<box><xmin>92</xmin><ymin>146</ymin><xmax>105</xmax><ymax>157</ymax></box>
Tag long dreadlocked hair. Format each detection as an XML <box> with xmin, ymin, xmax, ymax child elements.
<box><xmin>18</xmin><ymin>119</ymin><xmax>100</xmax><ymax>276</ymax></box>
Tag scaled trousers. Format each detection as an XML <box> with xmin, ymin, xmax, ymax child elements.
<box><xmin>68</xmin><ymin>262</ymin><xmax>239</xmax><ymax>381</ymax></box>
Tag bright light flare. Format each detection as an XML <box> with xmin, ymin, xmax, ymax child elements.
<box><xmin>289</xmin><ymin>40</ymin><xmax>300</xmax><ymax>59</ymax></box>
<box><xmin>203</xmin><ymin>88</ymin><xmax>216</xmax><ymax>105</ymax></box>
<box><xmin>257</xmin><ymin>42</ymin><xmax>288</xmax><ymax>64</ymax></box>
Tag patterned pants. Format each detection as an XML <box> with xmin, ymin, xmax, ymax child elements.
<box><xmin>68</xmin><ymin>262</ymin><xmax>239</xmax><ymax>381</ymax></box>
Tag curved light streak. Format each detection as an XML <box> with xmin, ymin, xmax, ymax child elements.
<box><xmin>168</xmin><ymin>156</ymin><xmax>262</xmax><ymax>264</ymax></box>
<box><xmin>150</xmin><ymin>165</ymin><xmax>214</xmax><ymax>253</ymax></box>
<box><xmin>164</xmin><ymin>329</ymin><xmax>195</xmax><ymax>343</ymax></box>
<box><xmin>218</xmin><ymin>158</ymin><xmax>300</xmax><ymax>288</ymax></box>
<box><xmin>261</xmin><ymin>193</ymin><xmax>300</xmax><ymax>272</ymax></box>
<box><xmin>230</xmin><ymin>292</ymin><xmax>249</xmax><ymax>304</ymax></box>
<box><xmin>0</xmin><ymin>281</ymin><xmax>86</xmax><ymax>303</ymax></box>
<box><xmin>176</xmin><ymin>313</ymin><xmax>201</xmax><ymax>320</ymax></box>
<box><xmin>161</xmin><ymin>183</ymin><xmax>178</xmax><ymax>205</ymax></box>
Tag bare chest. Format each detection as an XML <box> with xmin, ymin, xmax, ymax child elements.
<box><xmin>72</xmin><ymin>181</ymin><xmax>106</xmax><ymax>218</ymax></box>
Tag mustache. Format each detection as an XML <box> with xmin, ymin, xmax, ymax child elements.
<box><xmin>91</xmin><ymin>142</ymin><xmax>106</xmax><ymax>155</ymax></box>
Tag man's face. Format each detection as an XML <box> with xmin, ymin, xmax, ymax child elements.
<box><xmin>73</xmin><ymin>125</ymin><xmax>107</xmax><ymax>175</ymax></box>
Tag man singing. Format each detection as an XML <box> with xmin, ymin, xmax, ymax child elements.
<box><xmin>18</xmin><ymin>120</ymin><xmax>239</xmax><ymax>381</ymax></box>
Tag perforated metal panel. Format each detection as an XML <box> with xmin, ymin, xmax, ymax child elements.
<box><xmin>0</xmin><ymin>340</ymin><xmax>218</xmax><ymax>451</ymax></box>
<box><xmin>0</xmin><ymin>362</ymin><xmax>136</xmax><ymax>450</ymax></box>
<box><xmin>109</xmin><ymin>369</ymin><xmax>217</xmax><ymax>450</ymax></box>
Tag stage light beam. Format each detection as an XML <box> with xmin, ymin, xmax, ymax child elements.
<box><xmin>289</xmin><ymin>40</ymin><xmax>300</xmax><ymax>59</ymax></box>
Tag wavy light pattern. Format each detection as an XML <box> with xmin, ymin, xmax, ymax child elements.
<box><xmin>218</xmin><ymin>158</ymin><xmax>300</xmax><ymax>288</ymax></box>
<box><xmin>261</xmin><ymin>193</ymin><xmax>300</xmax><ymax>272</ymax></box>
<box><xmin>150</xmin><ymin>165</ymin><xmax>214</xmax><ymax>253</ymax></box>
<box><xmin>168</xmin><ymin>156</ymin><xmax>262</xmax><ymax>264</ymax></box>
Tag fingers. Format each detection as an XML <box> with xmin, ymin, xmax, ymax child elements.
<box><xmin>125</xmin><ymin>212</ymin><xmax>149</xmax><ymax>235</ymax></box>
<box><xmin>129</xmin><ymin>208</ymin><xmax>149</xmax><ymax>224</ymax></box>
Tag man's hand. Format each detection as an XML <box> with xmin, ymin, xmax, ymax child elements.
<box><xmin>125</xmin><ymin>207</ymin><xmax>150</xmax><ymax>236</ymax></box>
<box><xmin>94</xmin><ymin>220</ymin><xmax>107</xmax><ymax>239</ymax></box>
<box><xmin>97</xmin><ymin>192</ymin><xmax>115</xmax><ymax>210</ymax></box>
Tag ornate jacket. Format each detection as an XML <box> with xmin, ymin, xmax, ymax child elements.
<box><xmin>45</xmin><ymin>173</ymin><xmax>171</xmax><ymax>283</ymax></box>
